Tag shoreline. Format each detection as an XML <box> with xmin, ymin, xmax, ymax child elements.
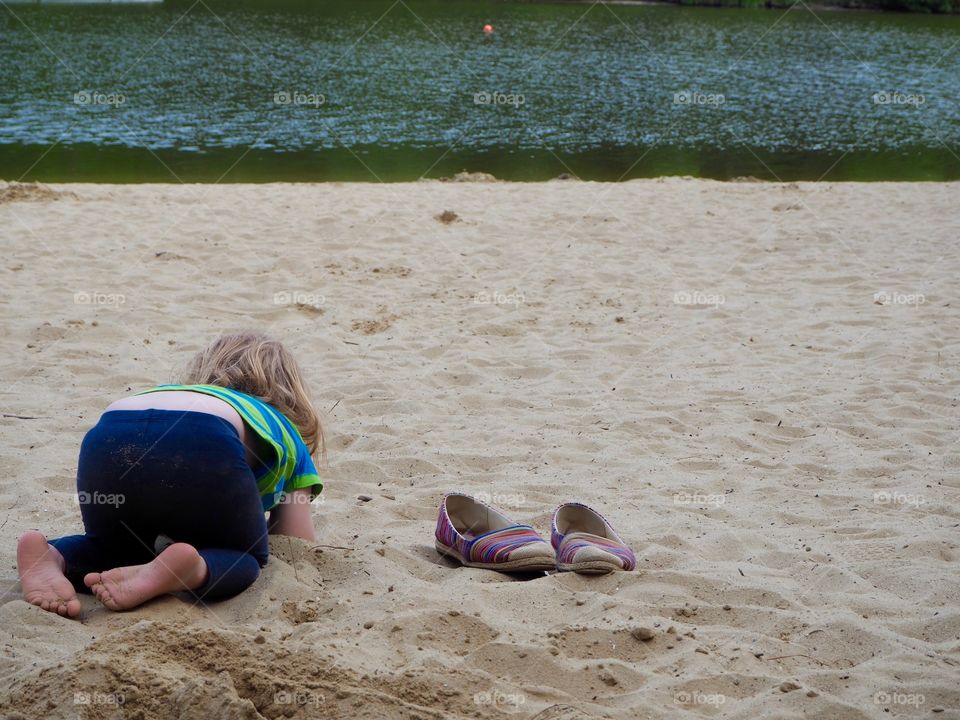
<box><xmin>4</xmin><ymin>177</ymin><xmax>960</xmax><ymax>195</ymax></box>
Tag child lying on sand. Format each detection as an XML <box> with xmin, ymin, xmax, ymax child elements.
<box><xmin>17</xmin><ymin>333</ymin><xmax>323</xmax><ymax>618</ymax></box>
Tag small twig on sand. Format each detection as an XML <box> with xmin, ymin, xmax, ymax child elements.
<box><xmin>312</xmin><ymin>544</ymin><xmax>354</xmax><ymax>551</ymax></box>
<box><xmin>1</xmin><ymin>498</ymin><xmax>19</xmax><ymax>531</ymax></box>
<box><xmin>289</xmin><ymin>537</ymin><xmax>300</xmax><ymax>583</ymax></box>
<box><xmin>764</xmin><ymin>654</ymin><xmax>831</xmax><ymax>666</ymax></box>
<box><xmin>328</xmin><ymin>399</ymin><xmax>341</xmax><ymax>413</ymax></box>
<box><xmin>2</xmin><ymin>413</ymin><xmax>45</xmax><ymax>420</ymax></box>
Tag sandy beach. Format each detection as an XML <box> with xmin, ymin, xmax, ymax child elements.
<box><xmin>0</xmin><ymin>178</ymin><xmax>957</xmax><ymax>719</ymax></box>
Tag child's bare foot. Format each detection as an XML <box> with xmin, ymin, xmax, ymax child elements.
<box><xmin>17</xmin><ymin>530</ymin><xmax>81</xmax><ymax>618</ymax></box>
<box><xmin>84</xmin><ymin>543</ymin><xmax>208</xmax><ymax>611</ymax></box>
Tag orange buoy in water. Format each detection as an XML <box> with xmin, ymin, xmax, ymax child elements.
<box><xmin>483</xmin><ymin>24</ymin><xmax>494</xmax><ymax>34</ymax></box>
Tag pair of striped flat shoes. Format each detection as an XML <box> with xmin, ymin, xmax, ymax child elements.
<box><xmin>435</xmin><ymin>492</ymin><xmax>636</xmax><ymax>575</ymax></box>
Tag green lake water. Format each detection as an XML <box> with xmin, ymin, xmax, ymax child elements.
<box><xmin>1</xmin><ymin>0</ymin><xmax>958</xmax><ymax>181</ymax></box>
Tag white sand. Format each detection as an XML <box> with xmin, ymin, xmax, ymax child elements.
<box><xmin>0</xmin><ymin>178</ymin><xmax>957</xmax><ymax>719</ymax></box>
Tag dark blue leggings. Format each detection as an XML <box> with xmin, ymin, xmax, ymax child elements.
<box><xmin>49</xmin><ymin>409</ymin><xmax>269</xmax><ymax>601</ymax></box>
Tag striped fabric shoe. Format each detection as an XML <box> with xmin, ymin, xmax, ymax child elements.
<box><xmin>435</xmin><ymin>493</ymin><xmax>556</xmax><ymax>572</ymax></box>
<box><xmin>552</xmin><ymin>502</ymin><xmax>636</xmax><ymax>574</ymax></box>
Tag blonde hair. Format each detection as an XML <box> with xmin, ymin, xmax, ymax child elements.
<box><xmin>183</xmin><ymin>332</ymin><xmax>324</xmax><ymax>460</ymax></box>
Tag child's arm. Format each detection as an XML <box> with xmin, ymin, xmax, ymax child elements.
<box><xmin>268</xmin><ymin>488</ymin><xmax>318</xmax><ymax>543</ymax></box>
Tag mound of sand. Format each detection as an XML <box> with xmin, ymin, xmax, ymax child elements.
<box><xmin>0</xmin><ymin>181</ymin><xmax>73</xmax><ymax>204</ymax></box>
